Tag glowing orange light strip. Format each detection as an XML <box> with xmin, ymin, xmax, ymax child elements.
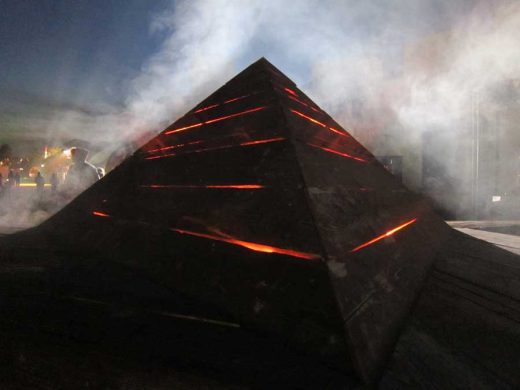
<box><xmin>290</xmin><ymin>109</ymin><xmax>349</xmax><ymax>137</ymax></box>
<box><xmin>240</xmin><ymin>137</ymin><xmax>285</xmax><ymax>146</ymax></box>
<box><xmin>351</xmin><ymin>218</ymin><xmax>418</xmax><ymax>252</ymax></box>
<box><xmin>287</xmin><ymin>94</ymin><xmax>320</xmax><ymax>113</ymax></box>
<box><xmin>193</xmin><ymin>93</ymin><xmax>252</xmax><ymax>114</ymax></box>
<box><xmin>146</xmin><ymin>140</ymin><xmax>204</xmax><ymax>154</ymax></box>
<box><xmin>291</xmin><ymin>109</ymin><xmax>326</xmax><ymax>127</ymax></box>
<box><xmin>204</xmin><ymin>106</ymin><xmax>266</xmax><ymax>124</ymax></box>
<box><xmin>171</xmin><ymin>228</ymin><xmax>320</xmax><ymax>260</ymax></box>
<box><xmin>142</xmin><ymin>184</ymin><xmax>265</xmax><ymax>189</ymax></box>
<box><xmin>145</xmin><ymin>137</ymin><xmax>285</xmax><ymax>160</ymax></box>
<box><xmin>194</xmin><ymin>104</ymin><xmax>219</xmax><ymax>113</ymax></box>
<box><xmin>165</xmin><ymin>106</ymin><xmax>267</xmax><ymax>136</ymax></box>
<box><xmin>223</xmin><ymin>94</ymin><xmax>250</xmax><ymax>104</ymax></box>
<box><xmin>306</xmin><ymin>143</ymin><xmax>367</xmax><ymax>163</ymax></box>
<box><xmin>164</xmin><ymin>122</ymin><xmax>203</xmax><ymax>135</ymax></box>
<box><xmin>285</xmin><ymin>87</ymin><xmax>298</xmax><ymax>97</ymax></box>
<box><xmin>328</xmin><ymin>126</ymin><xmax>347</xmax><ymax>136</ymax></box>
<box><xmin>92</xmin><ymin>211</ymin><xmax>110</xmax><ymax>218</ymax></box>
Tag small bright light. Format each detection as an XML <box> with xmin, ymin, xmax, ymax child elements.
<box><xmin>63</xmin><ymin>149</ymin><xmax>72</xmax><ymax>157</ymax></box>
<box><xmin>40</xmin><ymin>164</ymin><xmax>45</xmax><ymax>168</ymax></box>
<box><xmin>492</xmin><ymin>196</ymin><xmax>501</xmax><ymax>202</ymax></box>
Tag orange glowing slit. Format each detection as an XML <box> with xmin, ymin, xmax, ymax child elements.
<box><xmin>287</xmin><ymin>95</ymin><xmax>320</xmax><ymax>112</ymax></box>
<box><xmin>284</xmin><ymin>87</ymin><xmax>298</xmax><ymax>97</ymax></box>
<box><xmin>291</xmin><ymin>109</ymin><xmax>326</xmax><ymax>127</ymax></box>
<box><xmin>92</xmin><ymin>211</ymin><xmax>110</xmax><ymax>218</ymax></box>
<box><xmin>146</xmin><ymin>140</ymin><xmax>204</xmax><ymax>154</ymax></box>
<box><xmin>171</xmin><ymin>228</ymin><xmax>320</xmax><ymax>260</ymax></box>
<box><xmin>307</xmin><ymin>143</ymin><xmax>367</xmax><ymax>163</ymax></box>
<box><xmin>290</xmin><ymin>109</ymin><xmax>349</xmax><ymax>137</ymax></box>
<box><xmin>164</xmin><ymin>122</ymin><xmax>203</xmax><ymax>135</ymax></box>
<box><xmin>144</xmin><ymin>137</ymin><xmax>285</xmax><ymax>160</ymax></box>
<box><xmin>351</xmin><ymin>218</ymin><xmax>418</xmax><ymax>252</ymax></box>
<box><xmin>223</xmin><ymin>94</ymin><xmax>250</xmax><ymax>104</ymax></box>
<box><xmin>165</xmin><ymin>106</ymin><xmax>267</xmax><ymax>136</ymax></box>
<box><xmin>205</xmin><ymin>106</ymin><xmax>267</xmax><ymax>124</ymax></box>
<box><xmin>194</xmin><ymin>104</ymin><xmax>219</xmax><ymax>113</ymax></box>
<box><xmin>240</xmin><ymin>137</ymin><xmax>285</xmax><ymax>146</ymax></box>
<box><xmin>142</xmin><ymin>184</ymin><xmax>265</xmax><ymax>189</ymax></box>
<box><xmin>193</xmin><ymin>94</ymin><xmax>252</xmax><ymax>114</ymax></box>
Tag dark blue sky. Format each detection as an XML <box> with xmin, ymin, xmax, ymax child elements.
<box><xmin>0</xmin><ymin>0</ymin><xmax>169</xmax><ymax>108</ymax></box>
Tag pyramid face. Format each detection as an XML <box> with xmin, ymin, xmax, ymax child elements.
<box><xmin>23</xmin><ymin>58</ymin><xmax>449</xmax><ymax>384</ymax></box>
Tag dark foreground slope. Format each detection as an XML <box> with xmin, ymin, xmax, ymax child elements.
<box><xmin>1</xmin><ymin>229</ymin><xmax>519</xmax><ymax>389</ymax></box>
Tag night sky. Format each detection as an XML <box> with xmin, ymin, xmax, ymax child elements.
<box><xmin>0</xmin><ymin>0</ymin><xmax>168</xmax><ymax>105</ymax></box>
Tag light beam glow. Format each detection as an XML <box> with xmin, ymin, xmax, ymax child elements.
<box><xmin>306</xmin><ymin>143</ymin><xmax>367</xmax><ymax>162</ymax></box>
<box><xmin>351</xmin><ymin>218</ymin><xmax>418</xmax><ymax>252</ymax></box>
<box><xmin>287</xmin><ymin>94</ymin><xmax>320</xmax><ymax>112</ymax></box>
<box><xmin>165</xmin><ymin>106</ymin><xmax>267</xmax><ymax>135</ymax></box>
<box><xmin>193</xmin><ymin>93</ymin><xmax>252</xmax><ymax>114</ymax></box>
<box><xmin>142</xmin><ymin>184</ymin><xmax>265</xmax><ymax>189</ymax></box>
<box><xmin>284</xmin><ymin>87</ymin><xmax>298</xmax><ymax>97</ymax></box>
<box><xmin>145</xmin><ymin>137</ymin><xmax>285</xmax><ymax>160</ymax></box>
<box><xmin>171</xmin><ymin>228</ymin><xmax>320</xmax><ymax>260</ymax></box>
<box><xmin>92</xmin><ymin>211</ymin><xmax>111</xmax><ymax>218</ymax></box>
<box><xmin>290</xmin><ymin>109</ymin><xmax>348</xmax><ymax>137</ymax></box>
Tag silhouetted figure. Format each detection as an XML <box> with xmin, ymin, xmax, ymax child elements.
<box><xmin>50</xmin><ymin>173</ymin><xmax>59</xmax><ymax>195</ymax></box>
<box><xmin>7</xmin><ymin>170</ymin><xmax>14</xmax><ymax>187</ymax></box>
<box><xmin>14</xmin><ymin>172</ymin><xmax>20</xmax><ymax>187</ymax></box>
<box><xmin>35</xmin><ymin>171</ymin><xmax>45</xmax><ymax>196</ymax></box>
<box><xmin>63</xmin><ymin>147</ymin><xmax>100</xmax><ymax>196</ymax></box>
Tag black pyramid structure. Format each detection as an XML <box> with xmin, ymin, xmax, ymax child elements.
<box><xmin>6</xmin><ymin>58</ymin><xmax>450</xmax><ymax>384</ymax></box>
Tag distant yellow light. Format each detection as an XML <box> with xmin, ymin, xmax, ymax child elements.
<box><xmin>19</xmin><ymin>183</ymin><xmax>52</xmax><ymax>187</ymax></box>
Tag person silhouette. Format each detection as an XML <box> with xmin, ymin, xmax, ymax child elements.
<box><xmin>63</xmin><ymin>147</ymin><xmax>100</xmax><ymax>196</ymax></box>
<box><xmin>35</xmin><ymin>171</ymin><xmax>45</xmax><ymax>196</ymax></box>
<box><xmin>50</xmin><ymin>172</ymin><xmax>59</xmax><ymax>195</ymax></box>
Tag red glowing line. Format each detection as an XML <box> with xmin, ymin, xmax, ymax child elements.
<box><xmin>240</xmin><ymin>137</ymin><xmax>285</xmax><ymax>146</ymax></box>
<box><xmin>193</xmin><ymin>94</ymin><xmax>252</xmax><ymax>114</ymax></box>
<box><xmin>142</xmin><ymin>184</ymin><xmax>265</xmax><ymax>189</ymax></box>
<box><xmin>165</xmin><ymin>122</ymin><xmax>203</xmax><ymax>135</ymax></box>
<box><xmin>165</xmin><ymin>106</ymin><xmax>267</xmax><ymax>136</ymax></box>
<box><xmin>171</xmin><ymin>228</ymin><xmax>320</xmax><ymax>260</ymax></box>
<box><xmin>284</xmin><ymin>87</ymin><xmax>298</xmax><ymax>97</ymax></box>
<box><xmin>194</xmin><ymin>104</ymin><xmax>219</xmax><ymax>113</ymax></box>
<box><xmin>223</xmin><ymin>94</ymin><xmax>250</xmax><ymax>104</ymax></box>
<box><xmin>146</xmin><ymin>140</ymin><xmax>204</xmax><ymax>154</ymax></box>
<box><xmin>92</xmin><ymin>211</ymin><xmax>110</xmax><ymax>218</ymax></box>
<box><xmin>290</xmin><ymin>109</ymin><xmax>349</xmax><ymax>137</ymax></box>
<box><xmin>144</xmin><ymin>137</ymin><xmax>286</xmax><ymax>160</ymax></box>
<box><xmin>204</xmin><ymin>106</ymin><xmax>267</xmax><ymax>124</ymax></box>
<box><xmin>328</xmin><ymin>126</ymin><xmax>347</xmax><ymax>136</ymax></box>
<box><xmin>291</xmin><ymin>109</ymin><xmax>326</xmax><ymax>127</ymax></box>
<box><xmin>287</xmin><ymin>95</ymin><xmax>320</xmax><ymax>113</ymax></box>
<box><xmin>351</xmin><ymin>218</ymin><xmax>418</xmax><ymax>252</ymax></box>
<box><xmin>306</xmin><ymin>143</ymin><xmax>367</xmax><ymax>163</ymax></box>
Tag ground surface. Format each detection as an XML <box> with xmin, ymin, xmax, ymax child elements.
<box><xmin>1</xmin><ymin>223</ymin><xmax>520</xmax><ymax>388</ymax></box>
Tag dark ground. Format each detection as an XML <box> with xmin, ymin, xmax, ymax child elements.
<box><xmin>1</xmin><ymin>227</ymin><xmax>520</xmax><ymax>389</ymax></box>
